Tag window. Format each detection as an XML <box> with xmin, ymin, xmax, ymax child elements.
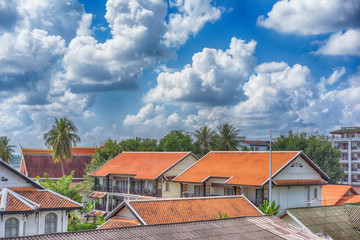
<box><xmin>224</xmin><ymin>188</ymin><xmax>234</xmax><ymax>195</ymax></box>
<box><xmin>165</xmin><ymin>182</ymin><xmax>170</xmax><ymax>191</ymax></box>
<box><xmin>194</xmin><ymin>185</ymin><xmax>203</xmax><ymax>196</ymax></box>
<box><xmin>314</xmin><ymin>188</ymin><xmax>318</xmax><ymax>199</ymax></box>
<box><xmin>5</xmin><ymin>218</ymin><xmax>19</xmax><ymax>237</ymax></box>
<box><xmin>44</xmin><ymin>213</ymin><xmax>58</xmax><ymax>234</ymax></box>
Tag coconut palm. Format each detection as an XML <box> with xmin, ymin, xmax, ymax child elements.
<box><xmin>43</xmin><ymin>117</ymin><xmax>81</xmax><ymax>176</ymax></box>
<box><xmin>192</xmin><ymin>126</ymin><xmax>217</xmax><ymax>156</ymax></box>
<box><xmin>0</xmin><ymin>136</ymin><xmax>16</xmax><ymax>164</ymax></box>
<box><xmin>216</xmin><ymin>123</ymin><xmax>241</xmax><ymax>151</ymax></box>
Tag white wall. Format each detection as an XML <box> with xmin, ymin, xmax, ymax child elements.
<box><xmin>0</xmin><ymin>165</ymin><xmax>33</xmax><ymax>188</ymax></box>
<box><xmin>161</xmin><ymin>181</ymin><xmax>181</xmax><ymax>198</ymax></box>
<box><xmin>116</xmin><ymin>207</ymin><xmax>137</xmax><ymax>220</ymax></box>
<box><xmin>0</xmin><ymin>210</ymin><xmax>67</xmax><ymax>238</ymax></box>
<box><xmin>274</xmin><ymin>156</ymin><xmax>322</xmax><ymax>181</ymax></box>
<box><xmin>163</xmin><ymin>155</ymin><xmax>198</xmax><ymax>177</ymax></box>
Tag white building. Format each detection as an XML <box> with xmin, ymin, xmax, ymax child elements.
<box><xmin>330</xmin><ymin>127</ymin><xmax>360</xmax><ymax>185</ymax></box>
<box><xmin>0</xmin><ymin>160</ymin><xmax>83</xmax><ymax>238</ymax></box>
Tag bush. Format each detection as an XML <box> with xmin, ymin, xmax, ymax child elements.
<box><xmin>67</xmin><ymin>222</ymin><xmax>95</xmax><ymax>232</ymax></box>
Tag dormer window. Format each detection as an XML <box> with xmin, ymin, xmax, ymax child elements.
<box><xmin>290</xmin><ymin>161</ymin><xmax>303</xmax><ymax>167</ymax></box>
<box><xmin>1</xmin><ymin>177</ymin><xmax>8</xmax><ymax>181</ymax></box>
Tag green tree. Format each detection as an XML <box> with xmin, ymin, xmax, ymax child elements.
<box><xmin>0</xmin><ymin>136</ymin><xmax>16</xmax><ymax>164</ymax></box>
<box><xmin>215</xmin><ymin>123</ymin><xmax>241</xmax><ymax>151</ymax></box>
<box><xmin>192</xmin><ymin>126</ymin><xmax>217</xmax><ymax>156</ymax></box>
<box><xmin>259</xmin><ymin>200</ymin><xmax>280</xmax><ymax>215</ymax></box>
<box><xmin>272</xmin><ymin>132</ymin><xmax>343</xmax><ymax>183</ymax></box>
<box><xmin>158</xmin><ymin>130</ymin><xmax>195</xmax><ymax>152</ymax></box>
<box><xmin>119</xmin><ymin>137</ymin><xmax>158</xmax><ymax>151</ymax></box>
<box><xmin>84</xmin><ymin>140</ymin><xmax>123</xmax><ymax>189</ymax></box>
<box><xmin>138</xmin><ymin>138</ymin><xmax>158</xmax><ymax>151</ymax></box>
<box><xmin>43</xmin><ymin>117</ymin><xmax>81</xmax><ymax>176</ymax></box>
<box><xmin>36</xmin><ymin>171</ymin><xmax>83</xmax><ymax>203</ymax></box>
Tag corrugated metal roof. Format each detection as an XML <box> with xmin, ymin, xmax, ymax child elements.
<box><xmin>11</xmin><ymin>215</ymin><xmax>321</xmax><ymax>240</ymax></box>
<box><xmin>287</xmin><ymin>205</ymin><xmax>360</xmax><ymax>240</ymax></box>
<box><xmin>344</xmin><ymin>204</ymin><xmax>360</xmax><ymax>229</ymax></box>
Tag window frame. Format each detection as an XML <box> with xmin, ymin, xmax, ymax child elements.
<box><xmin>44</xmin><ymin>212</ymin><xmax>58</xmax><ymax>234</ymax></box>
<box><xmin>5</xmin><ymin>217</ymin><xmax>19</xmax><ymax>237</ymax></box>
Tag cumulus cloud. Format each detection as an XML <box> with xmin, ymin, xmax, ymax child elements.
<box><xmin>144</xmin><ymin>37</ymin><xmax>257</xmax><ymax>106</ymax></box>
<box><xmin>124</xmin><ymin>103</ymin><xmax>182</xmax><ymax>137</ymax></box>
<box><xmin>163</xmin><ymin>0</ymin><xmax>221</xmax><ymax>47</ymax></box>
<box><xmin>257</xmin><ymin>0</ymin><xmax>360</xmax><ymax>35</ymax></box>
<box><xmin>315</xmin><ymin>29</ymin><xmax>360</xmax><ymax>57</ymax></box>
<box><xmin>326</xmin><ymin>67</ymin><xmax>346</xmax><ymax>85</ymax></box>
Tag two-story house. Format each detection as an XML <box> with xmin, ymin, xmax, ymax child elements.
<box><xmin>0</xmin><ymin>160</ymin><xmax>83</xmax><ymax>238</ymax></box>
<box><xmin>174</xmin><ymin>151</ymin><xmax>329</xmax><ymax>210</ymax></box>
<box><xmin>88</xmin><ymin>152</ymin><xmax>198</xmax><ymax>214</ymax></box>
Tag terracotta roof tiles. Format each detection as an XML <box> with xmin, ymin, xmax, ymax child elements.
<box><xmin>128</xmin><ymin>196</ymin><xmax>263</xmax><ymax>225</ymax></box>
<box><xmin>89</xmin><ymin>192</ymin><xmax>107</xmax><ymax>199</ymax></box>
<box><xmin>90</xmin><ymin>152</ymin><xmax>193</xmax><ymax>179</ymax></box>
<box><xmin>174</xmin><ymin>151</ymin><xmax>301</xmax><ymax>186</ymax></box>
<box><xmin>322</xmin><ymin>184</ymin><xmax>357</xmax><ymax>206</ymax></box>
<box><xmin>99</xmin><ymin>217</ymin><xmax>140</xmax><ymax>229</ymax></box>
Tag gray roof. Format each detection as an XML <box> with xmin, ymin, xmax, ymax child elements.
<box><xmin>287</xmin><ymin>205</ymin><xmax>360</xmax><ymax>240</ymax></box>
<box><xmin>10</xmin><ymin>215</ymin><xmax>320</xmax><ymax>240</ymax></box>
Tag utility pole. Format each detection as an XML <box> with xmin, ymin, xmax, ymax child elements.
<box><xmin>269</xmin><ymin>129</ymin><xmax>272</xmax><ymax>203</ymax></box>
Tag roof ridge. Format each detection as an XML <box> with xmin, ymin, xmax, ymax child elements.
<box><xmin>0</xmin><ymin>188</ymin><xmax>40</xmax><ymax>211</ymax></box>
<box><xmin>122</xmin><ymin>151</ymin><xmax>190</xmax><ymax>153</ymax></box>
<box><xmin>129</xmin><ymin>195</ymin><xmax>246</xmax><ymax>203</ymax></box>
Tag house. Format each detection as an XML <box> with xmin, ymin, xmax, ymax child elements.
<box><xmin>322</xmin><ymin>184</ymin><xmax>360</xmax><ymax>205</ymax></box>
<box><xmin>330</xmin><ymin>127</ymin><xmax>360</xmax><ymax>185</ymax></box>
<box><xmin>174</xmin><ymin>151</ymin><xmax>329</xmax><ymax>210</ymax></box>
<box><xmin>12</xmin><ymin>215</ymin><xmax>321</xmax><ymax>240</ymax></box>
<box><xmin>89</xmin><ymin>152</ymin><xmax>198</xmax><ymax>214</ymax></box>
<box><xmin>20</xmin><ymin>147</ymin><xmax>96</xmax><ymax>202</ymax></box>
<box><xmin>100</xmin><ymin>195</ymin><xmax>263</xmax><ymax>229</ymax></box>
<box><xmin>0</xmin><ymin>160</ymin><xmax>83</xmax><ymax>238</ymax></box>
<box><xmin>239</xmin><ymin>139</ymin><xmax>270</xmax><ymax>151</ymax></box>
<box><xmin>279</xmin><ymin>205</ymin><xmax>360</xmax><ymax>240</ymax></box>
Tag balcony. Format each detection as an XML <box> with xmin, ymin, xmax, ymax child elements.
<box><xmin>94</xmin><ymin>185</ymin><xmax>107</xmax><ymax>192</ymax></box>
<box><xmin>94</xmin><ymin>203</ymin><xmax>106</xmax><ymax>211</ymax></box>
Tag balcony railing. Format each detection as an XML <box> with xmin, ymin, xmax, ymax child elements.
<box><xmin>94</xmin><ymin>185</ymin><xmax>107</xmax><ymax>192</ymax></box>
<box><xmin>112</xmin><ymin>186</ymin><xmax>128</xmax><ymax>193</ymax></box>
<box><xmin>94</xmin><ymin>203</ymin><xmax>106</xmax><ymax>211</ymax></box>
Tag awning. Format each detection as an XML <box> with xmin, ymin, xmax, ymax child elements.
<box><xmin>89</xmin><ymin>191</ymin><xmax>107</xmax><ymax>199</ymax></box>
<box><xmin>273</xmin><ymin>179</ymin><xmax>327</xmax><ymax>186</ymax></box>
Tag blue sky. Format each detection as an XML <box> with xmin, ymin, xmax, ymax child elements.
<box><xmin>0</xmin><ymin>0</ymin><xmax>359</xmax><ymax>154</ymax></box>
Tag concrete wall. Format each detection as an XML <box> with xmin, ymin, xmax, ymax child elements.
<box><xmin>116</xmin><ymin>207</ymin><xmax>137</xmax><ymax>220</ymax></box>
<box><xmin>0</xmin><ymin>210</ymin><xmax>67</xmax><ymax>238</ymax></box>
<box><xmin>161</xmin><ymin>181</ymin><xmax>181</xmax><ymax>198</ymax></box>
<box><xmin>163</xmin><ymin>155</ymin><xmax>198</xmax><ymax>177</ymax></box>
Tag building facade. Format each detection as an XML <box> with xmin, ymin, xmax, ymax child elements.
<box><xmin>330</xmin><ymin>127</ymin><xmax>360</xmax><ymax>185</ymax></box>
<box><xmin>0</xmin><ymin>160</ymin><xmax>82</xmax><ymax>238</ymax></box>
<box><xmin>88</xmin><ymin>152</ymin><xmax>198</xmax><ymax>214</ymax></box>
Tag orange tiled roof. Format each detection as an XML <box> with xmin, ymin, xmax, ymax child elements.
<box><xmin>128</xmin><ymin>196</ymin><xmax>262</xmax><ymax>225</ymax></box>
<box><xmin>90</xmin><ymin>152</ymin><xmax>192</xmax><ymax>179</ymax></box>
<box><xmin>174</xmin><ymin>151</ymin><xmax>300</xmax><ymax>186</ymax></box>
<box><xmin>338</xmin><ymin>195</ymin><xmax>360</xmax><ymax>205</ymax></box>
<box><xmin>0</xmin><ymin>187</ymin><xmax>82</xmax><ymax>213</ymax></box>
<box><xmin>99</xmin><ymin>217</ymin><xmax>140</xmax><ymax>229</ymax></box>
<box><xmin>89</xmin><ymin>192</ymin><xmax>107</xmax><ymax>199</ymax></box>
<box><xmin>274</xmin><ymin>179</ymin><xmax>326</xmax><ymax>186</ymax></box>
<box><xmin>87</xmin><ymin>210</ymin><xmax>107</xmax><ymax>217</ymax></box>
<box><xmin>22</xmin><ymin>147</ymin><xmax>96</xmax><ymax>156</ymax></box>
<box><xmin>322</xmin><ymin>184</ymin><xmax>356</xmax><ymax>206</ymax></box>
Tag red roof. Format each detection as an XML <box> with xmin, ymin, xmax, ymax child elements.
<box><xmin>174</xmin><ymin>151</ymin><xmax>305</xmax><ymax>186</ymax></box>
<box><xmin>90</xmin><ymin>152</ymin><xmax>193</xmax><ymax>179</ymax></box>
<box><xmin>99</xmin><ymin>217</ymin><xmax>140</xmax><ymax>229</ymax></box>
<box><xmin>322</xmin><ymin>184</ymin><xmax>360</xmax><ymax>206</ymax></box>
<box><xmin>130</xmin><ymin>196</ymin><xmax>262</xmax><ymax>225</ymax></box>
<box><xmin>89</xmin><ymin>192</ymin><xmax>107</xmax><ymax>199</ymax></box>
<box><xmin>21</xmin><ymin>147</ymin><xmax>96</xmax><ymax>178</ymax></box>
<box><xmin>274</xmin><ymin>179</ymin><xmax>326</xmax><ymax>186</ymax></box>
<box><xmin>0</xmin><ymin>187</ymin><xmax>82</xmax><ymax>214</ymax></box>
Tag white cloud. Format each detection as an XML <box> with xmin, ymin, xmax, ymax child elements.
<box><xmin>257</xmin><ymin>0</ymin><xmax>360</xmax><ymax>35</ymax></box>
<box><xmin>326</xmin><ymin>67</ymin><xmax>346</xmax><ymax>85</ymax></box>
<box><xmin>124</xmin><ymin>103</ymin><xmax>182</xmax><ymax>137</ymax></box>
<box><xmin>315</xmin><ymin>29</ymin><xmax>360</xmax><ymax>57</ymax></box>
<box><xmin>163</xmin><ymin>0</ymin><xmax>221</xmax><ymax>47</ymax></box>
<box><xmin>144</xmin><ymin>37</ymin><xmax>257</xmax><ymax>106</ymax></box>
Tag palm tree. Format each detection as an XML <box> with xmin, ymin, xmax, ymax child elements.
<box><xmin>43</xmin><ymin>117</ymin><xmax>81</xmax><ymax>176</ymax></box>
<box><xmin>192</xmin><ymin>126</ymin><xmax>217</xmax><ymax>156</ymax></box>
<box><xmin>215</xmin><ymin>123</ymin><xmax>241</xmax><ymax>151</ymax></box>
<box><xmin>0</xmin><ymin>136</ymin><xmax>16</xmax><ymax>164</ymax></box>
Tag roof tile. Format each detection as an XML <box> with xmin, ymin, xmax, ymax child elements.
<box><xmin>99</xmin><ymin>217</ymin><xmax>140</xmax><ymax>229</ymax></box>
<box><xmin>322</xmin><ymin>185</ymin><xmax>357</xmax><ymax>206</ymax></box>
<box><xmin>90</xmin><ymin>152</ymin><xmax>192</xmax><ymax>179</ymax></box>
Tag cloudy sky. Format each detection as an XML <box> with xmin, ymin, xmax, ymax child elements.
<box><xmin>1</xmin><ymin>0</ymin><xmax>359</xmax><ymax>154</ymax></box>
